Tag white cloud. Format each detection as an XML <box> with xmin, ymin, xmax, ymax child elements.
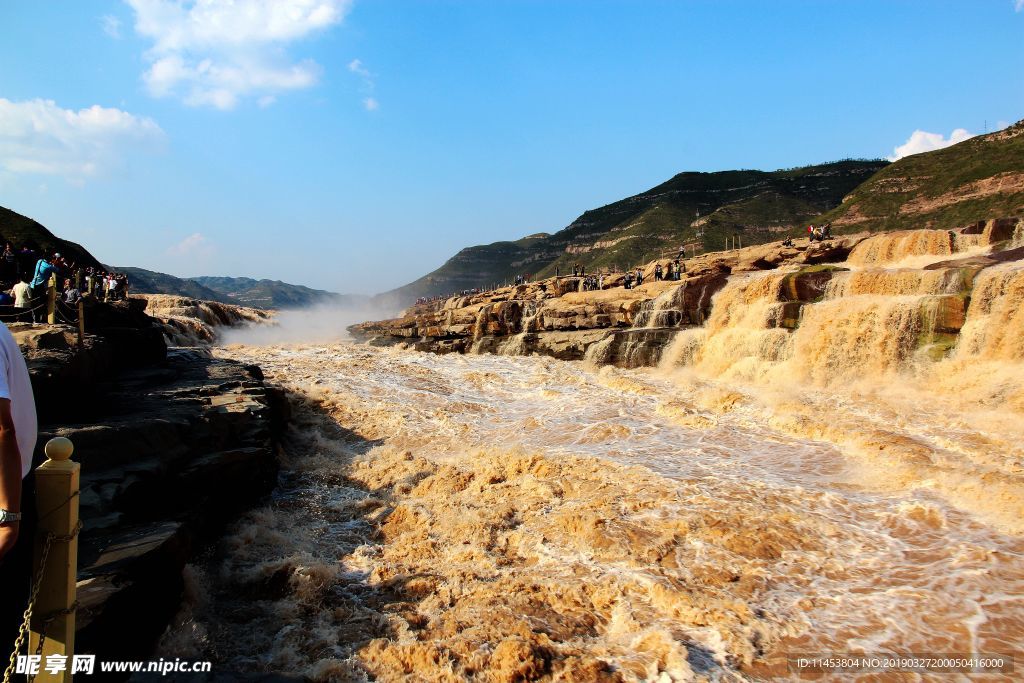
<box><xmin>102</xmin><ymin>15</ymin><xmax>122</xmax><ymax>39</ymax></box>
<box><xmin>888</xmin><ymin>128</ymin><xmax>975</xmax><ymax>161</ymax></box>
<box><xmin>348</xmin><ymin>57</ymin><xmax>379</xmax><ymax>110</ymax></box>
<box><xmin>167</xmin><ymin>232</ymin><xmax>214</xmax><ymax>258</ymax></box>
<box><xmin>125</xmin><ymin>0</ymin><xmax>350</xmax><ymax>110</ymax></box>
<box><xmin>348</xmin><ymin>58</ymin><xmax>370</xmax><ymax>79</ymax></box>
<box><xmin>0</xmin><ymin>98</ymin><xmax>163</xmax><ymax>182</ymax></box>
<box><xmin>1016</xmin><ymin>0</ymin><xmax>1024</xmax><ymax>12</ymax></box>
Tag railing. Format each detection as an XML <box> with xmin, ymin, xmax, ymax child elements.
<box><xmin>3</xmin><ymin>437</ymin><xmax>80</xmax><ymax>683</ymax></box>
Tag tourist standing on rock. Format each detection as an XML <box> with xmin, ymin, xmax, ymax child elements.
<box><xmin>635</xmin><ymin>268</ymin><xmax>643</xmax><ymax>286</ymax></box>
<box><xmin>655</xmin><ymin>264</ymin><xmax>663</xmax><ymax>281</ymax></box>
<box><xmin>10</xmin><ymin>278</ymin><xmax>31</xmax><ymax>324</ymax></box>
<box><xmin>0</xmin><ymin>319</ymin><xmax>39</xmax><ymax>658</ymax></box>
<box><xmin>29</xmin><ymin>254</ymin><xmax>57</xmax><ymax>321</ymax></box>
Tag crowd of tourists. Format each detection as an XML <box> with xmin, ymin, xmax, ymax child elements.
<box><xmin>414</xmin><ymin>285</ymin><xmax>494</xmax><ymax>306</ymax></box>
<box><xmin>0</xmin><ymin>244</ymin><xmax>130</xmax><ymax>323</ymax></box>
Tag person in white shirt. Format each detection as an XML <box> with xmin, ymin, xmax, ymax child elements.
<box><xmin>10</xmin><ymin>278</ymin><xmax>32</xmax><ymax>323</ymax></box>
<box><xmin>0</xmin><ymin>321</ymin><xmax>38</xmax><ymax>657</ymax></box>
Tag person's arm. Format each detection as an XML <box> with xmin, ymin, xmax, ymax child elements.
<box><xmin>0</xmin><ymin>398</ymin><xmax>21</xmax><ymax>560</ymax></box>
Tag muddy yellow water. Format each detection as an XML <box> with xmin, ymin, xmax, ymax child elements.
<box><xmin>158</xmin><ymin>333</ymin><xmax>1023</xmax><ymax>681</ymax></box>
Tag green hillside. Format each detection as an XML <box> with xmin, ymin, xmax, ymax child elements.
<box><xmin>814</xmin><ymin>119</ymin><xmax>1024</xmax><ymax>234</ymax></box>
<box><xmin>0</xmin><ymin>206</ymin><xmax>103</xmax><ymax>270</ymax></box>
<box><xmin>380</xmin><ymin>159</ymin><xmax>887</xmax><ymax>304</ymax></box>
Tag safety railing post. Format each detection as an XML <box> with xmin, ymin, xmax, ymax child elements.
<box><xmin>46</xmin><ymin>276</ymin><xmax>56</xmax><ymax>326</ymax></box>
<box><xmin>29</xmin><ymin>437</ymin><xmax>79</xmax><ymax>683</ymax></box>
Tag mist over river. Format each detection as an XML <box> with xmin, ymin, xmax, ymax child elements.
<box><xmin>156</xmin><ymin>324</ymin><xmax>1023</xmax><ymax>680</ymax></box>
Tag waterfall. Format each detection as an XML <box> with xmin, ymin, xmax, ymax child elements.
<box><xmin>658</xmin><ymin>266</ymin><xmax>969</xmax><ymax>384</ymax></box>
<box><xmin>846</xmin><ymin>229</ymin><xmax>981</xmax><ymax>267</ymax></box>
<box><xmin>658</xmin><ymin>272</ymin><xmax>793</xmax><ymax>381</ymax></box>
<box><xmin>498</xmin><ymin>300</ymin><xmax>540</xmax><ymax>356</ymax></box>
<box><xmin>631</xmin><ymin>283</ymin><xmax>688</xmax><ymax>329</ymax></box>
<box><xmin>824</xmin><ymin>268</ymin><xmax>965</xmax><ymax>299</ymax></box>
<box><xmin>955</xmin><ymin>264</ymin><xmax>1024</xmax><ymax>361</ymax></box>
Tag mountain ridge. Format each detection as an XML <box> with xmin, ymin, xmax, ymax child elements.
<box><xmin>378</xmin><ymin>159</ymin><xmax>888</xmax><ymax>306</ymax></box>
<box><xmin>381</xmin><ymin>120</ymin><xmax>1024</xmax><ymax>307</ymax></box>
<box><xmin>120</xmin><ymin>269</ymin><xmax>364</xmax><ymax>310</ymax></box>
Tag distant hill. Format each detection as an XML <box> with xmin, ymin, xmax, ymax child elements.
<box><xmin>116</xmin><ymin>267</ymin><xmax>237</xmax><ymax>304</ymax></box>
<box><xmin>191</xmin><ymin>276</ymin><xmax>365</xmax><ymax>310</ymax></box>
<box><xmin>380</xmin><ymin>159</ymin><xmax>888</xmax><ymax>305</ymax></box>
<box><xmin>0</xmin><ymin>205</ymin><xmax>103</xmax><ymax>270</ymax></box>
<box><xmin>814</xmin><ymin>119</ymin><xmax>1024</xmax><ymax>234</ymax></box>
<box><xmin>120</xmin><ymin>270</ymin><xmax>364</xmax><ymax>310</ymax></box>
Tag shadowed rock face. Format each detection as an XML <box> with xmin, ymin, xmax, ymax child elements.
<box><xmin>30</xmin><ymin>349</ymin><xmax>290</xmax><ymax>670</ymax></box>
<box><xmin>9</xmin><ymin>299</ymin><xmax>290</xmax><ymax>672</ymax></box>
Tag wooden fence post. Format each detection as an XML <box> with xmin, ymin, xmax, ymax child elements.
<box><xmin>30</xmin><ymin>437</ymin><xmax>79</xmax><ymax>683</ymax></box>
<box><xmin>46</xmin><ymin>275</ymin><xmax>56</xmax><ymax>325</ymax></box>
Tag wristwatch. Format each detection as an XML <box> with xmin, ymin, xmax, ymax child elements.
<box><xmin>0</xmin><ymin>509</ymin><xmax>22</xmax><ymax>525</ymax></box>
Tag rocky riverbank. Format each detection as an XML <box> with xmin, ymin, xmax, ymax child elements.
<box><xmin>11</xmin><ymin>298</ymin><xmax>290</xmax><ymax>668</ymax></box>
<box><xmin>350</xmin><ymin>218</ymin><xmax>1022</xmax><ymax>368</ymax></box>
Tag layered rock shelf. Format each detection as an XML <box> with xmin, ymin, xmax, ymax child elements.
<box><xmin>351</xmin><ymin>219</ymin><xmax>1022</xmax><ymax>369</ymax></box>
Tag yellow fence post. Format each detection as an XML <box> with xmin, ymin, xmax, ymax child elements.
<box><xmin>30</xmin><ymin>437</ymin><xmax>79</xmax><ymax>683</ymax></box>
<box><xmin>46</xmin><ymin>275</ymin><xmax>57</xmax><ymax>325</ymax></box>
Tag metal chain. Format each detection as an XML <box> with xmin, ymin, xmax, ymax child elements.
<box><xmin>2</xmin><ymin>521</ymin><xmax>83</xmax><ymax>683</ymax></box>
<box><xmin>2</xmin><ymin>534</ymin><xmax>54</xmax><ymax>683</ymax></box>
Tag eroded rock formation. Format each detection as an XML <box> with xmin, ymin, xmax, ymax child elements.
<box><xmin>352</xmin><ymin>219</ymin><xmax>1022</xmax><ymax>370</ymax></box>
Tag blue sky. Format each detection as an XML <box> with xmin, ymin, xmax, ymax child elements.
<box><xmin>0</xmin><ymin>1</ymin><xmax>1021</xmax><ymax>294</ymax></box>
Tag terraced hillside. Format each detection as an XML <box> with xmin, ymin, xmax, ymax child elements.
<box><xmin>382</xmin><ymin>160</ymin><xmax>886</xmax><ymax>305</ymax></box>
<box><xmin>815</xmin><ymin>119</ymin><xmax>1024</xmax><ymax>234</ymax></box>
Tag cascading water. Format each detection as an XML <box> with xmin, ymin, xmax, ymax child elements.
<box><xmin>846</xmin><ymin>228</ymin><xmax>983</xmax><ymax>267</ymax></box>
<box><xmin>955</xmin><ymin>263</ymin><xmax>1024</xmax><ymax>361</ymax></box>
<box><xmin>631</xmin><ymin>283</ymin><xmax>688</xmax><ymax>329</ymax></box>
<box><xmin>823</xmin><ymin>267</ymin><xmax>966</xmax><ymax>298</ymax></box>
<box><xmin>498</xmin><ymin>300</ymin><xmax>540</xmax><ymax>356</ymax></box>
<box><xmin>659</xmin><ymin>272</ymin><xmax>793</xmax><ymax>381</ymax></box>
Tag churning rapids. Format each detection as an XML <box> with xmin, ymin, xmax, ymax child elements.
<box><xmin>154</xmin><ymin>337</ymin><xmax>1022</xmax><ymax>680</ymax></box>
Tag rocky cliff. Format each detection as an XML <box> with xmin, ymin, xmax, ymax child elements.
<box><xmin>352</xmin><ymin>218</ymin><xmax>1023</xmax><ymax>370</ymax></box>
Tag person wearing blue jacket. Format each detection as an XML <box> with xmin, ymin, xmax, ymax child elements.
<box><xmin>29</xmin><ymin>254</ymin><xmax>58</xmax><ymax>323</ymax></box>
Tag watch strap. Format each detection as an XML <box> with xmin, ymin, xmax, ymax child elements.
<box><xmin>0</xmin><ymin>509</ymin><xmax>22</xmax><ymax>524</ymax></box>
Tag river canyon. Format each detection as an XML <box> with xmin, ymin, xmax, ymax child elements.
<box><xmin>154</xmin><ymin>223</ymin><xmax>1023</xmax><ymax>681</ymax></box>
